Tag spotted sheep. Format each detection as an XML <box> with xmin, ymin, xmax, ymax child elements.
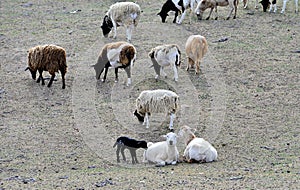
<box><xmin>101</xmin><ymin>2</ymin><xmax>141</xmax><ymax>42</ymax></box>
<box><xmin>93</xmin><ymin>41</ymin><xmax>136</xmax><ymax>86</ymax></box>
<box><xmin>195</xmin><ymin>0</ymin><xmax>238</xmax><ymax>20</ymax></box>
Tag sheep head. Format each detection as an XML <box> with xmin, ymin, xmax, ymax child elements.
<box><xmin>25</xmin><ymin>67</ymin><xmax>37</xmax><ymax>80</ymax></box>
<box><xmin>101</xmin><ymin>15</ymin><xmax>113</xmax><ymax>37</ymax></box>
<box><xmin>133</xmin><ymin>110</ymin><xmax>144</xmax><ymax>123</ymax></box>
<box><xmin>119</xmin><ymin>45</ymin><xmax>136</xmax><ymax>66</ymax></box>
<box><xmin>157</xmin><ymin>11</ymin><xmax>169</xmax><ymax>23</ymax></box>
<box><xmin>163</xmin><ymin>132</ymin><xmax>177</xmax><ymax>146</ymax></box>
<box><xmin>178</xmin><ymin>125</ymin><xmax>196</xmax><ymax>145</ymax></box>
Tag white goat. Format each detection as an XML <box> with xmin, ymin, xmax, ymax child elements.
<box><xmin>185</xmin><ymin>35</ymin><xmax>208</xmax><ymax>74</ymax></box>
<box><xmin>179</xmin><ymin>125</ymin><xmax>217</xmax><ymax>163</ymax></box>
<box><xmin>195</xmin><ymin>0</ymin><xmax>238</xmax><ymax>20</ymax></box>
<box><xmin>148</xmin><ymin>44</ymin><xmax>181</xmax><ymax>82</ymax></box>
<box><xmin>101</xmin><ymin>2</ymin><xmax>141</xmax><ymax>42</ymax></box>
<box><xmin>133</xmin><ymin>89</ymin><xmax>179</xmax><ymax>131</ymax></box>
<box><xmin>143</xmin><ymin>132</ymin><xmax>179</xmax><ymax>166</ymax></box>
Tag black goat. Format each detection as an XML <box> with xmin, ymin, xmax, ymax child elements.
<box><xmin>113</xmin><ymin>136</ymin><xmax>147</xmax><ymax>164</ymax></box>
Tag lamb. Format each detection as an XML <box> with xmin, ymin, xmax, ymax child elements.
<box><xmin>185</xmin><ymin>35</ymin><xmax>208</xmax><ymax>74</ymax></box>
<box><xmin>179</xmin><ymin>125</ymin><xmax>217</xmax><ymax>163</ymax></box>
<box><xmin>133</xmin><ymin>89</ymin><xmax>179</xmax><ymax>131</ymax></box>
<box><xmin>195</xmin><ymin>0</ymin><xmax>238</xmax><ymax>20</ymax></box>
<box><xmin>157</xmin><ymin>0</ymin><xmax>199</xmax><ymax>24</ymax></box>
<box><xmin>143</xmin><ymin>132</ymin><xmax>179</xmax><ymax>167</ymax></box>
<box><xmin>93</xmin><ymin>41</ymin><xmax>136</xmax><ymax>86</ymax></box>
<box><xmin>113</xmin><ymin>136</ymin><xmax>147</xmax><ymax>164</ymax></box>
<box><xmin>148</xmin><ymin>44</ymin><xmax>181</xmax><ymax>82</ymax></box>
<box><xmin>101</xmin><ymin>2</ymin><xmax>141</xmax><ymax>42</ymax></box>
<box><xmin>25</xmin><ymin>44</ymin><xmax>67</xmax><ymax>89</ymax></box>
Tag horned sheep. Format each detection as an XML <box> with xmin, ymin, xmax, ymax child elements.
<box><xmin>148</xmin><ymin>44</ymin><xmax>181</xmax><ymax>82</ymax></box>
<box><xmin>195</xmin><ymin>0</ymin><xmax>238</xmax><ymax>20</ymax></box>
<box><xmin>185</xmin><ymin>35</ymin><xmax>208</xmax><ymax>74</ymax></box>
<box><xmin>179</xmin><ymin>125</ymin><xmax>217</xmax><ymax>163</ymax></box>
<box><xmin>133</xmin><ymin>89</ymin><xmax>179</xmax><ymax>131</ymax></box>
<box><xmin>113</xmin><ymin>136</ymin><xmax>147</xmax><ymax>164</ymax></box>
<box><xmin>93</xmin><ymin>41</ymin><xmax>136</xmax><ymax>86</ymax></box>
<box><xmin>143</xmin><ymin>132</ymin><xmax>179</xmax><ymax>167</ymax></box>
<box><xmin>101</xmin><ymin>2</ymin><xmax>141</xmax><ymax>42</ymax></box>
<box><xmin>25</xmin><ymin>44</ymin><xmax>67</xmax><ymax>89</ymax></box>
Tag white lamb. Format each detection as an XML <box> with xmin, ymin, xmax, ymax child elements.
<box><xmin>143</xmin><ymin>132</ymin><xmax>179</xmax><ymax>167</ymax></box>
<box><xmin>133</xmin><ymin>89</ymin><xmax>179</xmax><ymax>131</ymax></box>
<box><xmin>179</xmin><ymin>125</ymin><xmax>217</xmax><ymax>163</ymax></box>
<box><xmin>101</xmin><ymin>2</ymin><xmax>141</xmax><ymax>42</ymax></box>
<box><xmin>148</xmin><ymin>44</ymin><xmax>181</xmax><ymax>82</ymax></box>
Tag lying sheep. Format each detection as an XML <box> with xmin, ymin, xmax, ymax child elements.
<box><xmin>133</xmin><ymin>89</ymin><xmax>179</xmax><ymax>131</ymax></box>
<box><xmin>25</xmin><ymin>44</ymin><xmax>67</xmax><ymax>89</ymax></box>
<box><xmin>143</xmin><ymin>132</ymin><xmax>179</xmax><ymax>167</ymax></box>
<box><xmin>148</xmin><ymin>44</ymin><xmax>181</xmax><ymax>82</ymax></box>
<box><xmin>179</xmin><ymin>125</ymin><xmax>217</xmax><ymax>163</ymax></box>
<box><xmin>101</xmin><ymin>2</ymin><xmax>141</xmax><ymax>42</ymax></box>
<box><xmin>195</xmin><ymin>0</ymin><xmax>238</xmax><ymax>20</ymax></box>
<box><xmin>185</xmin><ymin>35</ymin><xmax>208</xmax><ymax>74</ymax></box>
<box><xmin>113</xmin><ymin>136</ymin><xmax>147</xmax><ymax>164</ymax></box>
<box><xmin>93</xmin><ymin>41</ymin><xmax>136</xmax><ymax>86</ymax></box>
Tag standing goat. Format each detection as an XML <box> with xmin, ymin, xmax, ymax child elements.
<box><xmin>25</xmin><ymin>44</ymin><xmax>67</xmax><ymax>89</ymax></box>
<box><xmin>185</xmin><ymin>35</ymin><xmax>208</xmax><ymax>74</ymax></box>
<box><xmin>179</xmin><ymin>125</ymin><xmax>217</xmax><ymax>163</ymax></box>
<box><xmin>101</xmin><ymin>2</ymin><xmax>141</xmax><ymax>42</ymax></box>
<box><xmin>148</xmin><ymin>44</ymin><xmax>181</xmax><ymax>82</ymax></box>
<box><xmin>113</xmin><ymin>136</ymin><xmax>147</xmax><ymax>164</ymax></box>
<box><xmin>143</xmin><ymin>132</ymin><xmax>179</xmax><ymax>167</ymax></box>
<box><xmin>93</xmin><ymin>41</ymin><xmax>136</xmax><ymax>86</ymax></box>
<box><xmin>133</xmin><ymin>89</ymin><xmax>179</xmax><ymax>131</ymax></box>
<box><xmin>195</xmin><ymin>0</ymin><xmax>238</xmax><ymax>20</ymax></box>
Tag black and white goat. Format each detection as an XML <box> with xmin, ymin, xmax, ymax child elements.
<box><xmin>113</xmin><ymin>136</ymin><xmax>147</xmax><ymax>164</ymax></box>
<box><xmin>157</xmin><ymin>0</ymin><xmax>199</xmax><ymax>24</ymax></box>
<box><xmin>101</xmin><ymin>2</ymin><xmax>141</xmax><ymax>42</ymax></box>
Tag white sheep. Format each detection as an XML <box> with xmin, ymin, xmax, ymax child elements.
<box><xmin>179</xmin><ymin>125</ymin><xmax>217</xmax><ymax>163</ymax></box>
<box><xmin>101</xmin><ymin>2</ymin><xmax>141</xmax><ymax>42</ymax></box>
<box><xmin>148</xmin><ymin>44</ymin><xmax>181</xmax><ymax>82</ymax></box>
<box><xmin>143</xmin><ymin>132</ymin><xmax>179</xmax><ymax>167</ymax></box>
<box><xmin>185</xmin><ymin>35</ymin><xmax>208</xmax><ymax>74</ymax></box>
<box><xmin>133</xmin><ymin>89</ymin><xmax>179</xmax><ymax>131</ymax></box>
<box><xmin>25</xmin><ymin>44</ymin><xmax>67</xmax><ymax>89</ymax></box>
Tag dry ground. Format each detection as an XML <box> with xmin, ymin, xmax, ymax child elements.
<box><xmin>0</xmin><ymin>0</ymin><xmax>299</xmax><ymax>189</ymax></box>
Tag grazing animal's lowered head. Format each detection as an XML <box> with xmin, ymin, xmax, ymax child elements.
<box><xmin>157</xmin><ymin>11</ymin><xmax>169</xmax><ymax>23</ymax></box>
<box><xmin>133</xmin><ymin>110</ymin><xmax>145</xmax><ymax>123</ymax></box>
<box><xmin>25</xmin><ymin>67</ymin><xmax>36</xmax><ymax>80</ymax></box>
<box><xmin>260</xmin><ymin>0</ymin><xmax>270</xmax><ymax>12</ymax></box>
<box><xmin>101</xmin><ymin>15</ymin><xmax>113</xmax><ymax>37</ymax></box>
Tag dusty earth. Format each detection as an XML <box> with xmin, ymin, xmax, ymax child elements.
<box><xmin>1</xmin><ymin>0</ymin><xmax>299</xmax><ymax>189</ymax></box>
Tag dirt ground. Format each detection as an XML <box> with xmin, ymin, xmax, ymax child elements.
<box><xmin>0</xmin><ymin>0</ymin><xmax>299</xmax><ymax>189</ymax></box>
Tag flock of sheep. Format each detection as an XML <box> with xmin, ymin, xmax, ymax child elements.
<box><xmin>25</xmin><ymin>0</ymin><xmax>298</xmax><ymax>166</ymax></box>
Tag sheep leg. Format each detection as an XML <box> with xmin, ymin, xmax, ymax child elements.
<box><xmin>47</xmin><ymin>74</ymin><xmax>55</xmax><ymax>88</ymax></box>
<box><xmin>177</xmin><ymin>10</ymin><xmax>186</xmax><ymax>24</ymax></box>
<box><xmin>124</xmin><ymin>66</ymin><xmax>131</xmax><ymax>86</ymax></box>
<box><xmin>214</xmin><ymin>7</ymin><xmax>218</xmax><ymax>20</ymax></box>
<box><xmin>129</xmin><ymin>149</ymin><xmax>138</xmax><ymax>164</ymax></box>
<box><xmin>111</xmin><ymin>20</ymin><xmax>117</xmax><ymax>39</ymax></box>
<box><xmin>206</xmin><ymin>8</ymin><xmax>214</xmax><ymax>20</ymax></box>
<box><xmin>169</xmin><ymin>113</ymin><xmax>175</xmax><ymax>131</ymax></box>
<box><xmin>37</xmin><ymin>69</ymin><xmax>44</xmax><ymax>85</ymax></box>
<box><xmin>102</xmin><ymin>66</ymin><xmax>109</xmax><ymax>83</ymax></box>
<box><xmin>160</xmin><ymin>67</ymin><xmax>167</xmax><ymax>78</ymax></box>
<box><xmin>116</xmin><ymin>145</ymin><xmax>121</xmax><ymax>162</ymax></box>
<box><xmin>126</xmin><ymin>25</ymin><xmax>134</xmax><ymax>42</ymax></box>
<box><xmin>120</xmin><ymin>146</ymin><xmax>126</xmax><ymax>162</ymax></box>
<box><xmin>60</xmin><ymin>70</ymin><xmax>66</xmax><ymax>89</ymax></box>
<box><xmin>172</xmin><ymin>64</ymin><xmax>178</xmax><ymax>82</ymax></box>
<box><xmin>196</xmin><ymin>61</ymin><xmax>200</xmax><ymax>74</ymax></box>
<box><xmin>173</xmin><ymin>10</ymin><xmax>179</xmax><ymax>23</ymax></box>
<box><xmin>114</xmin><ymin>68</ymin><xmax>119</xmax><ymax>83</ymax></box>
<box><xmin>144</xmin><ymin>113</ymin><xmax>149</xmax><ymax>128</ymax></box>
<box><xmin>281</xmin><ymin>0</ymin><xmax>287</xmax><ymax>13</ymax></box>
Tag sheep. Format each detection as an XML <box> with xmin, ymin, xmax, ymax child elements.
<box><xmin>93</xmin><ymin>41</ymin><xmax>136</xmax><ymax>86</ymax></box>
<box><xmin>101</xmin><ymin>2</ymin><xmax>141</xmax><ymax>42</ymax></box>
<box><xmin>25</xmin><ymin>44</ymin><xmax>67</xmax><ymax>89</ymax></box>
<box><xmin>148</xmin><ymin>44</ymin><xmax>181</xmax><ymax>82</ymax></box>
<box><xmin>179</xmin><ymin>125</ymin><xmax>217</xmax><ymax>163</ymax></box>
<box><xmin>157</xmin><ymin>0</ymin><xmax>199</xmax><ymax>24</ymax></box>
<box><xmin>143</xmin><ymin>132</ymin><xmax>179</xmax><ymax>166</ymax></box>
<box><xmin>113</xmin><ymin>136</ymin><xmax>148</xmax><ymax>164</ymax></box>
<box><xmin>195</xmin><ymin>0</ymin><xmax>238</xmax><ymax>20</ymax></box>
<box><xmin>185</xmin><ymin>35</ymin><xmax>208</xmax><ymax>74</ymax></box>
<box><xmin>260</xmin><ymin>0</ymin><xmax>298</xmax><ymax>13</ymax></box>
<box><xmin>133</xmin><ymin>89</ymin><xmax>179</xmax><ymax>131</ymax></box>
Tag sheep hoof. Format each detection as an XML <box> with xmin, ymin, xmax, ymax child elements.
<box><xmin>169</xmin><ymin>128</ymin><xmax>174</xmax><ymax>132</ymax></box>
<box><xmin>101</xmin><ymin>79</ymin><xmax>105</xmax><ymax>83</ymax></box>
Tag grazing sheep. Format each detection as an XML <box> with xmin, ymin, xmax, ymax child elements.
<box><xmin>195</xmin><ymin>0</ymin><xmax>238</xmax><ymax>20</ymax></box>
<box><xmin>113</xmin><ymin>136</ymin><xmax>147</xmax><ymax>164</ymax></box>
<box><xmin>101</xmin><ymin>2</ymin><xmax>141</xmax><ymax>42</ymax></box>
<box><xmin>25</xmin><ymin>44</ymin><xmax>67</xmax><ymax>89</ymax></box>
<box><xmin>185</xmin><ymin>35</ymin><xmax>208</xmax><ymax>74</ymax></box>
<box><xmin>143</xmin><ymin>132</ymin><xmax>179</xmax><ymax>166</ymax></box>
<box><xmin>158</xmin><ymin>0</ymin><xmax>199</xmax><ymax>24</ymax></box>
<box><xmin>93</xmin><ymin>41</ymin><xmax>136</xmax><ymax>86</ymax></box>
<box><xmin>148</xmin><ymin>44</ymin><xmax>181</xmax><ymax>82</ymax></box>
<box><xmin>179</xmin><ymin>125</ymin><xmax>217</xmax><ymax>163</ymax></box>
<box><xmin>133</xmin><ymin>89</ymin><xmax>179</xmax><ymax>131</ymax></box>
